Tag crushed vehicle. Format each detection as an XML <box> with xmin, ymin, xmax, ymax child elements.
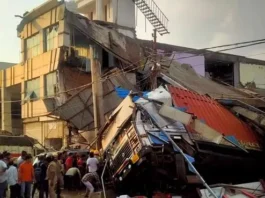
<box><xmin>98</xmin><ymin>86</ymin><xmax>265</xmax><ymax>196</ymax></box>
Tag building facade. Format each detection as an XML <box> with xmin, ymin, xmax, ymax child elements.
<box><xmin>0</xmin><ymin>0</ymin><xmax>137</xmax><ymax>149</ymax></box>
<box><xmin>75</xmin><ymin>0</ymin><xmax>136</xmax><ymax>37</ymax></box>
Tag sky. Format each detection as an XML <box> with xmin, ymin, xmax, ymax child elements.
<box><xmin>1</xmin><ymin>0</ymin><xmax>265</xmax><ymax>63</ymax></box>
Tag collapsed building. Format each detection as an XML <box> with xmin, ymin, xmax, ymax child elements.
<box><xmin>0</xmin><ymin>0</ymin><xmax>140</xmax><ymax>149</ymax></box>
<box><xmin>1</xmin><ymin>0</ymin><xmax>265</xmax><ymax>155</ymax></box>
<box><xmin>98</xmin><ymin>86</ymin><xmax>265</xmax><ymax>196</ymax></box>
<box><xmin>0</xmin><ymin>0</ymin><xmax>265</xmax><ymax>196</ymax></box>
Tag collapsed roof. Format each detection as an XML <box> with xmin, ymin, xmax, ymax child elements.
<box><xmin>65</xmin><ymin>8</ymin><xmax>142</xmax><ymax>66</ymax></box>
<box><xmin>101</xmin><ymin>86</ymin><xmax>262</xmax><ymax>153</ymax></box>
<box><xmin>168</xmin><ymin>86</ymin><xmax>261</xmax><ymax>150</ymax></box>
<box><xmin>144</xmin><ymin>54</ymin><xmax>265</xmax><ymax>108</ymax></box>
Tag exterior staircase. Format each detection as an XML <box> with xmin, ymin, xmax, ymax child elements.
<box><xmin>133</xmin><ymin>0</ymin><xmax>169</xmax><ymax>35</ymax></box>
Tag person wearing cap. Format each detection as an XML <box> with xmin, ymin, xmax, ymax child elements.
<box><xmin>93</xmin><ymin>150</ymin><xmax>100</xmax><ymax>159</ymax></box>
<box><xmin>86</xmin><ymin>152</ymin><xmax>99</xmax><ymax>173</ymax></box>
<box><xmin>54</xmin><ymin>153</ymin><xmax>63</xmax><ymax>198</ymax></box>
<box><xmin>46</xmin><ymin>154</ymin><xmax>58</xmax><ymax>198</ymax></box>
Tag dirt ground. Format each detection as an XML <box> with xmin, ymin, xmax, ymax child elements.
<box><xmin>34</xmin><ymin>189</ymin><xmax>87</xmax><ymax>198</ymax></box>
<box><xmin>7</xmin><ymin>189</ymin><xmax>87</xmax><ymax>198</ymax></box>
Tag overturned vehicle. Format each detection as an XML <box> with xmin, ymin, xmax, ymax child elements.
<box><xmin>98</xmin><ymin>86</ymin><xmax>265</xmax><ymax>196</ymax></box>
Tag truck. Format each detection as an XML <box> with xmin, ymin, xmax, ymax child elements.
<box><xmin>98</xmin><ymin>90</ymin><xmax>193</xmax><ymax>196</ymax></box>
<box><xmin>98</xmin><ymin>87</ymin><xmax>265</xmax><ymax>196</ymax></box>
<box><xmin>0</xmin><ymin>135</ymin><xmax>44</xmax><ymax>158</ymax></box>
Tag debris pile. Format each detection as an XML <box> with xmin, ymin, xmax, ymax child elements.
<box><xmin>98</xmin><ymin>85</ymin><xmax>265</xmax><ymax>196</ymax></box>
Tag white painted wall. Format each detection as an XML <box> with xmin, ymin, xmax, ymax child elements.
<box><xmin>114</xmin><ymin>0</ymin><xmax>135</xmax><ymax>28</ymax></box>
<box><xmin>240</xmin><ymin>63</ymin><xmax>265</xmax><ymax>89</ymax></box>
<box><xmin>76</xmin><ymin>0</ymin><xmax>135</xmax><ymax>29</ymax></box>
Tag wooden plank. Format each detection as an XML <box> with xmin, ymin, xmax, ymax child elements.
<box><xmin>101</xmin><ymin>96</ymin><xmax>135</xmax><ymax>150</ymax></box>
<box><xmin>159</xmin><ymin>104</ymin><xmax>192</xmax><ymax>125</ymax></box>
<box><xmin>159</xmin><ymin>105</ymin><xmax>223</xmax><ymax>144</ymax></box>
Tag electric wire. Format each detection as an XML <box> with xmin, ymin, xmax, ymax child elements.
<box><xmin>2</xmin><ymin>39</ymin><xmax>265</xmax><ymax>110</ymax></box>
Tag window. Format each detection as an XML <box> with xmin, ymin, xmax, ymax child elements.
<box><xmin>25</xmin><ymin>34</ymin><xmax>41</xmax><ymax>59</ymax></box>
<box><xmin>45</xmin><ymin>72</ymin><xmax>58</xmax><ymax>97</ymax></box>
<box><xmin>44</xmin><ymin>24</ymin><xmax>59</xmax><ymax>52</ymax></box>
<box><xmin>25</xmin><ymin>78</ymin><xmax>40</xmax><ymax>100</ymax></box>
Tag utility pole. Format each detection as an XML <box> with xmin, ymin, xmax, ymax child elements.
<box><xmin>66</xmin><ymin>122</ymin><xmax>72</xmax><ymax>148</ymax></box>
<box><xmin>90</xmin><ymin>45</ymin><xmax>104</xmax><ymax>149</ymax></box>
<box><xmin>151</xmin><ymin>29</ymin><xmax>158</xmax><ymax>89</ymax></box>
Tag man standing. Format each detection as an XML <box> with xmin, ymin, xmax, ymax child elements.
<box><xmin>7</xmin><ymin>159</ymin><xmax>19</xmax><ymax>198</ymax></box>
<box><xmin>2</xmin><ymin>152</ymin><xmax>10</xmax><ymax>198</ymax></box>
<box><xmin>17</xmin><ymin>151</ymin><xmax>27</xmax><ymax>168</ymax></box>
<box><xmin>65</xmin><ymin>153</ymin><xmax>73</xmax><ymax>172</ymax></box>
<box><xmin>0</xmin><ymin>153</ymin><xmax>8</xmax><ymax>198</ymax></box>
<box><xmin>86</xmin><ymin>152</ymin><xmax>99</xmax><ymax>173</ymax></box>
<box><xmin>18</xmin><ymin>154</ymin><xmax>34</xmax><ymax>198</ymax></box>
<box><xmin>39</xmin><ymin>157</ymin><xmax>48</xmax><ymax>198</ymax></box>
<box><xmin>54</xmin><ymin>153</ymin><xmax>63</xmax><ymax>198</ymax></box>
<box><xmin>32</xmin><ymin>155</ymin><xmax>47</xmax><ymax>198</ymax></box>
<box><xmin>46</xmin><ymin>155</ymin><xmax>57</xmax><ymax>198</ymax></box>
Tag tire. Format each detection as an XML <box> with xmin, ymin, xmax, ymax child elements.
<box><xmin>175</xmin><ymin>154</ymin><xmax>187</xmax><ymax>183</ymax></box>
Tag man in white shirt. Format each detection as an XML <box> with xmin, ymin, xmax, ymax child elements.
<box><xmin>0</xmin><ymin>154</ymin><xmax>8</xmax><ymax>198</ymax></box>
<box><xmin>86</xmin><ymin>152</ymin><xmax>99</xmax><ymax>173</ymax></box>
<box><xmin>7</xmin><ymin>159</ymin><xmax>19</xmax><ymax>198</ymax></box>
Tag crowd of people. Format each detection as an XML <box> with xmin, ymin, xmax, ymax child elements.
<box><xmin>0</xmin><ymin>150</ymin><xmax>102</xmax><ymax>198</ymax></box>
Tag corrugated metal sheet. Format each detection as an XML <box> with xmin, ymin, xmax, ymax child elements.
<box><xmin>168</xmin><ymin>86</ymin><xmax>260</xmax><ymax>150</ymax></box>
<box><xmin>160</xmin><ymin>56</ymin><xmax>265</xmax><ymax>107</ymax></box>
<box><xmin>0</xmin><ymin>135</ymin><xmax>35</xmax><ymax>146</ymax></box>
<box><xmin>50</xmin><ymin>68</ymin><xmax>136</xmax><ymax>131</ymax></box>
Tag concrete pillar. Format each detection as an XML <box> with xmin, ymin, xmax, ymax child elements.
<box><xmin>112</xmin><ymin>0</ymin><xmax>118</xmax><ymax>24</ymax></box>
<box><xmin>96</xmin><ymin>0</ymin><xmax>104</xmax><ymax>21</ymax></box>
<box><xmin>116</xmin><ymin>0</ymin><xmax>136</xmax><ymax>28</ymax></box>
<box><xmin>21</xmin><ymin>39</ymin><xmax>25</xmax><ymax>63</ymax></box>
<box><xmin>90</xmin><ymin>45</ymin><xmax>104</xmax><ymax>147</ymax></box>
<box><xmin>1</xmin><ymin>70</ymin><xmax>12</xmax><ymax>133</ymax></box>
<box><xmin>233</xmin><ymin>61</ymin><xmax>240</xmax><ymax>87</ymax></box>
<box><xmin>40</xmin><ymin>75</ymin><xmax>45</xmax><ymax>98</ymax></box>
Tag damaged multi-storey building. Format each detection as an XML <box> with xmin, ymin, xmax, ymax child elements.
<box><xmin>1</xmin><ymin>0</ymin><xmax>265</xmax><ymax>152</ymax></box>
<box><xmin>0</xmin><ymin>0</ymin><xmax>139</xmax><ymax>149</ymax></box>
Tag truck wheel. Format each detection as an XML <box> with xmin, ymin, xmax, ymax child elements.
<box><xmin>175</xmin><ymin>154</ymin><xmax>187</xmax><ymax>183</ymax></box>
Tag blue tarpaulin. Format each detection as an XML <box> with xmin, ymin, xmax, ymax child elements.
<box><xmin>149</xmin><ymin>132</ymin><xmax>170</xmax><ymax>145</ymax></box>
<box><xmin>115</xmin><ymin>87</ymin><xmax>149</xmax><ymax>102</ymax></box>
<box><xmin>224</xmin><ymin>135</ymin><xmax>247</xmax><ymax>152</ymax></box>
